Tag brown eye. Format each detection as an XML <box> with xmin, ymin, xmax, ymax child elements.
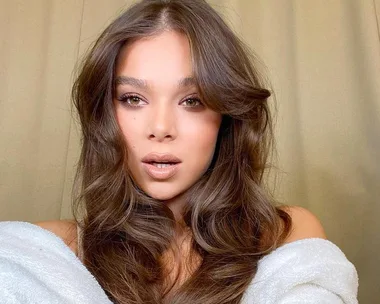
<box><xmin>181</xmin><ymin>97</ymin><xmax>203</xmax><ymax>108</ymax></box>
<box><xmin>118</xmin><ymin>94</ymin><xmax>145</xmax><ymax>107</ymax></box>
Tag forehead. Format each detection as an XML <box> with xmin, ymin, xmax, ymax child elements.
<box><xmin>115</xmin><ymin>31</ymin><xmax>194</xmax><ymax>87</ymax></box>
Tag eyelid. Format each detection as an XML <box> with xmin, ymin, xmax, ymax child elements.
<box><xmin>117</xmin><ymin>92</ymin><xmax>203</xmax><ymax>107</ymax></box>
<box><xmin>117</xmin><ymin>93</ymin><xmax>147</xmax><ymax>106</ymax></box>
<box><xmin>180</xmin><ymin>94</ymin><xmax>203</xmax><ymax>107</ymax></box>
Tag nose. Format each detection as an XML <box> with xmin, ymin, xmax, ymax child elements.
<box><xmin>148</xmin><ymin>103</ymin><xmax>177</xmax><ymax>142</ymax></box>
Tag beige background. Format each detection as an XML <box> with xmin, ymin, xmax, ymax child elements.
<box><xmin>0</xmin><ymin>0</ymin><xmax>379</xmax><ymax>302</ymax></box>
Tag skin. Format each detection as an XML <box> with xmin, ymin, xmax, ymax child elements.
<box><xmin>113</xmin><ymin>30</ymin><xmax>222</xmax><ymax>224</ymax></box>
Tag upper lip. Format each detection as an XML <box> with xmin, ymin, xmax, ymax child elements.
<box><xmin>141</xmin><ymin>153</ymin><xmax>182</xmax><ymax>164</ymax></box>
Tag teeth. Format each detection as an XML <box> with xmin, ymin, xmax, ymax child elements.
<box><xmin>153</xmin><ymin>163</ymin><xmax>172</xmax><ymax>168</ymax></box>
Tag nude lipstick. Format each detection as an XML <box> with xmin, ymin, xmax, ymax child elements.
<box><xmin>141</xmin><ymin>153</ymin><xmax>181</xmax><ymax>180</ymax></box>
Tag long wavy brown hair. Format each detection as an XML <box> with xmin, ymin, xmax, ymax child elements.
<box><xmin>71</xmin><ymin>0</ymin><xmax>292</xmax><ymax>303</ymax></box>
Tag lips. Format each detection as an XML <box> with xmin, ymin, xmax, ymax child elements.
<box><xmin>141</xmin><ymin>153</ymin><xmax>181</xmax><ymax>180</ymax></box>
<box><xmin>141</xmin><ymin>153</ymin><xmax>181</xmax><ymax>164</ymax></box>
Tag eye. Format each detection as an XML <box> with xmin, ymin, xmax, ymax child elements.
<box><xmin>181</xmin><ymin>97</ymin><xmax>203</xmax><ymax>108</ymax></box>
<box><xmin>117</xmin><ymin>94</ymin><xmax>146</xmax><ymax>107</ymax></box>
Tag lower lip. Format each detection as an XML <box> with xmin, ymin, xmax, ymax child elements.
<box><xmin>142</xmin><ymin>163</ymin><xmax>180</xmax><ymax>180</ymax></box>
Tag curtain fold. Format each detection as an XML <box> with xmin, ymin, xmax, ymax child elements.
<box><xmin>1</xmin><ymin>0</ymin><xmax>378</xmax><ymax>302</ymax></box>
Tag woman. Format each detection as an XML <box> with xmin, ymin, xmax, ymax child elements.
<box><xmin>0</xmin><ymin>0</ymin><xmax>358</xmax><ymax>303</ymax></box>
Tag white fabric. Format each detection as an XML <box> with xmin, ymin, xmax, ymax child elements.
<box><xmin>0</xmin><ymin>221</ymin><xmax>110</xmax><ymax>304</ymax></box>
<box><xmin>241</xmin><ymin>237</ymin><xmax>359</xmax><ymax>304</ymax></box>
<box><xmin>0</xmin><ymin>221</ymin><xmax>358</xmax><ymax>303</ymax></box>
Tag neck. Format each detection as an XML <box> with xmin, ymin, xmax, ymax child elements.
<box><xmin>163</xmin><ymin>192</ymin><xmax>188</xmax><ymax>226</ymax></box>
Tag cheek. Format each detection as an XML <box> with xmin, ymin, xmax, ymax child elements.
<box><xmin>197</xmin><ymin>128</ymin><xmax>219</xmax><ymax>150</ymax></box>
<box><xmin>116</xmin><ymin>110</ymin><xmax>140</xmax><ymax>155</ymax></box>
<box><xmin>196</xmin><ymin>113</ymin><xmax>221</xmax><ymax>144</ymax></box>
<box><xmin>182</xmin><ymin>114</ymin><xmax>221</xmax><ymax>159</ymax></box>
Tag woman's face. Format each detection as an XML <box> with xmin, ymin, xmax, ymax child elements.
<box><xmin>114</xmin><ymin>31</ymin><xmax>222</xmax><ymax>203</ymax></box>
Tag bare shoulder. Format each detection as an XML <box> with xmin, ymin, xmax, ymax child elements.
<box><xmin>33</xmin><ymin>219</ymin><xmax>78</xmax><ymax>255</ymax></box>
<box><xmin>280</xmin><ymin>205</ymin><xmax>327</xmax><ymax>244</ymax></box>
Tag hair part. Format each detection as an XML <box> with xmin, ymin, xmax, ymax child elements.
<box><xmin>71</xmin><ymin>0</ymin><xmax>291</xmax><ymax>303</ymax></box>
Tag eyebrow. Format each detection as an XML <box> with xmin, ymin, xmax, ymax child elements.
<box><xmin>114</xmin><ymin>76</ymin><xmax>197</xmax><ymax>90</ymax></box>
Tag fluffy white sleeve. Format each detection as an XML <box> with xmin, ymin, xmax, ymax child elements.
<box><xmin>0</xmin><ymin>221</ymin><xmax>112</xmax><ymax>304</ymax></box>
<box><xmin>241</xmin><ymin>238</ymin><xmax>359</xmax><ymax>304</ymax></box>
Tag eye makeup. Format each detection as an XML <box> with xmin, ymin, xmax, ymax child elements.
<box><xmin>116</xmin><ymin>92</ymin><xmax>204</xmax><ymax>109</ymax></box>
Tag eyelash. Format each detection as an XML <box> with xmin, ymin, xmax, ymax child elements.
<box><xmin>118</xmin><ymin>94</ymin><xmax>203</xmax><ymax>108</ymax></box>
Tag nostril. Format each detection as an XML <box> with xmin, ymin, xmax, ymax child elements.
<box><xmin>148</xmin><ymin>133</ymin><xmax>174</xmax><ymax>140</ymax></box>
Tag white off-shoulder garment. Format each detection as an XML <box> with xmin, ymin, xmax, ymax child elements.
<box><xmin>0</xmin><ymin>221</ymin><xmax>358</xmax><ymax>303</ymax></box>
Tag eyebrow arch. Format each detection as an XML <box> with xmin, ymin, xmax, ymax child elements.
<box><xmin>114</xmin><ymin>76</ymin><xmax>197</xmax><ymax>90</ymax></box>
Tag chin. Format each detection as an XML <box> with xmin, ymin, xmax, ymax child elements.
<box><xmin>143</xmin><ymin>185</ymin><xmax>187</xmax><ymax>202</ymax></box>
<box><xmin>144</xmin><ymin>189</ymin><xmax>178</xmax><ymax>201</ymax></box>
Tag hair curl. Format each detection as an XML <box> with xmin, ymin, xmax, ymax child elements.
<box><xmin>71</xmin><ymin>0</ymin><xmax>292</xmax><ymax>303</ymax></box>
